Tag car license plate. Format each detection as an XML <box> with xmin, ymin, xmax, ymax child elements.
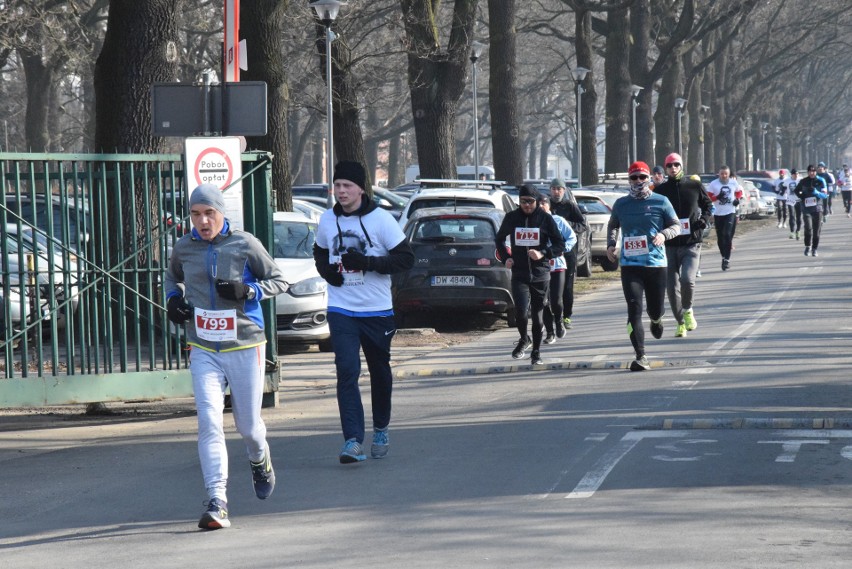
<box><xmin>431</xmin><ymin>275</ymin><xmax>475</xmax><ymax>286</ymax></box>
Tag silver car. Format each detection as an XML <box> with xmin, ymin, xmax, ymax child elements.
<box><xmin>1</xmin><ymin>224</ymin><xmax>80</xmax><ymax>338</ymax></box>
<box><xmin>272</xmin><ymin>211</ymin><xmax>332</xmax><ymax>352</ymax></box>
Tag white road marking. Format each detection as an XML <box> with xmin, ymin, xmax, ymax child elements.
<box><xmin>566</xmin><ymin>430</ymin><xmax>687</xmax><ymax>499</ymax></box>
<box><xmin>758</xmin><ymin>439</ymin><xmax>829</xmax><ymax>462</ymax></box>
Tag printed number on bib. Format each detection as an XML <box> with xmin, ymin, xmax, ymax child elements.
<box><xmin>514</xmin><ymin>227</ymin><xmax>541</xmax><ymax>247</ymax></box>
<box><xmin>622</xmin><ymin>235</ymin><xmax>649</xmax><ymax>257</ymax></box>
<box><xmin>679</xmin><ymin>218</ymin><xmax>691</xmax><ymax>236</ymax></box>
<box><xmin>195</xmin><ymin>308</ymin><xmax>237</xmax><ymax>342</ymax></box>
<box><xmin>804</xmin><ymin>197</ymin><xmax>817</xmax><ymax>207</ymax></box>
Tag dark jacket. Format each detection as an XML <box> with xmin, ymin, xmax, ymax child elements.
<box><xmin>794</xmin><ymin>176</ymin><xmax>828</xmax><ymax>213</ymax></box>
<box><xmin>653</xmin><ymin>176</ymin><xmax>713</xmax><ymax>246</ymax></box>
<box><xmin>495</xmin><ymin>205</ymin><xmax>566</xmax><ymax>283</ymax></box>
<box><xmin>549</xmin><ymin>195</ymin><xmax>588</xmax><ymax>253</ymax></box>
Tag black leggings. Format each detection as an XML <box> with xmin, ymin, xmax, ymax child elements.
<box><xmin>620</xmin><ymin>266</ymin><xmax>667</xmax><ymax>359</ymax></box>
<box><xmin>788</xmin><ymin>203</ymin><xmax>802</xmax><ymax>232</ymax></box>
<box><xmin>802</xmin><ymin>209</ymin><xmax>822</xmax><ymax>249</ymax></box>
<box><xmin>562</xmin><ymin>248</ymin><xmax>577</xmax><ymax>319</ymax></box>
<box><xmin>543</xmin><ymin>270</ymin><xmax>566</xmax><ymax>334</ymax></box>
<box><xmin>512</xmin><ymin>278</ymin><xmax>549</xmax><ymax>350</ymax></box>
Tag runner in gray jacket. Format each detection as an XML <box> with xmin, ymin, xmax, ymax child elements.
<box><xmin>165</xmin><ymin>183</ymin><xmax>290</xmax><ymax>530</ymax></box>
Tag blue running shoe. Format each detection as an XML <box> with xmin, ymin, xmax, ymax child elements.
<box><xmin>371</xmin><ymin>428</ymin><xmax>389</xmax><ymax>459</ymax></box>
<box><xmin>339</xmin><ymin>438</ymin><xmax>366</xmax><ymax>464</ymax></box>
<box><xmin>198</xmin><ymin>497</ymin><xmax>230</xmax><ymax>530</ymax></box>
<box><xmin>250</xmin><ymin>444</ymin><xmax>275</xmax><ymax>499</ymax></box>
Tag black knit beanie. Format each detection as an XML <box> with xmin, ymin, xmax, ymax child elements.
<box><xmin>333</xmin><ymin>161</ymin><xmax>372</xmax><ymax>199</ymax></box>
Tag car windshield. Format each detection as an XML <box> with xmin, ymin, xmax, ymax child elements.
<box><xmin>412</xmin><ymin>217</ymin><xmax>495</xmax><ymax>242</ymax></box>
<box><xmin>273</xmin><ymin>220</ymin><xmax>317</xmax><ymax>259</ymax></box>
<box><xmin>576</xmin><ymin>197</ymin><xmax>611</xmax><ymax>214</ymax></box>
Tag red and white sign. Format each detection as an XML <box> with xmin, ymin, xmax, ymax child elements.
<box><xmin>185</xmin><ymin>136</ymin><xmax>244</xmax><ymax>230</ymax></box>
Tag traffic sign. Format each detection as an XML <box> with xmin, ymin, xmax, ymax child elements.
<box><xmin>185</xmin><ymin>137</ymin><xmax>245</xmax><ymax>230</ymax></box>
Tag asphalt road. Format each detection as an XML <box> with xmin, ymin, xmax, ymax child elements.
<box><xmin>2</xmin><ymin>214</ymin><xmax>852</xmax><ymax>568</ymax></box>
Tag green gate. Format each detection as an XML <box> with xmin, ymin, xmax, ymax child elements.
<box><xmin>0</xmin><ymin>151</ymin><xmax>281</xmax><ymax>407</ymax></box>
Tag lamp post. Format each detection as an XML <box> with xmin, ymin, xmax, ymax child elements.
<box><xmin>674</xmin><ymin>97</ymin><xmax>687</xmax><ymax>159</ymax></box>
<box><xmin>310</xmin><ymin>0</ymin><xmax>344</xmax><ymax>207</ymax></box>
<box><xmin>759</xmin><ymin>122</ymin><xmax>768</xmax><ymax>169</ymax></box>
<box><xmin>470</xmin><ymin>41</ymin><xmax>484</xmax><ymax>182</ymax></box>
<box><xmin>571</xmin><ymin>67</ymin><xmax>589</xmax><ymax>184</ymax></box>
<box><xmin>630</xmin><ymin>85</ymin><xmax>643</xmax><ymax>163</ymax></box>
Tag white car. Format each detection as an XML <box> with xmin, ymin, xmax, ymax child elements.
<box><xmin>571</xmin><ymin>190</ymin><xmax>619</xmax><ymax>271</ymax></box>
<box><xmin>272</xmin><ymin>212</ymin><xmax>331</xmax><ymax>352</ymax></box>
<box><xmin>292</xmin><ymin>198</ymin><xmax>325</xmax><ymax>222</ymax></box>
<box><xmin>396</xmin><ymin>180</ymin><xmax>517</xmax><ymax>228</ymax></box>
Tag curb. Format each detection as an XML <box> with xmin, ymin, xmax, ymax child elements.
<box><xmin>394</xmin><ymin>358</ymin><xmax>668</xmax><ymax>379</ymax></box>
<box><xmin>637</xmin><ymin>417</ymin><xmax>852</xmax><ymax>430</ymax></box>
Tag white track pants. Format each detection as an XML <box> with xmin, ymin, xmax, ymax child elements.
<box><xmin>190</xmin><ymin>346</ymin><xmax>267</xmax><ymax>501</ymax></box>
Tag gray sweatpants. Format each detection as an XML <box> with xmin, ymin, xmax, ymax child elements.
<box><xmin>665</xmin><ymin>243</ymin><xmax>702</xmax><ymax>325</ymax></box>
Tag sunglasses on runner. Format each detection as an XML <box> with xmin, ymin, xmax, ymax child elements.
<box><xmin>519</xmin><ymin>197</ymin><xmax>537</xmax><ymax>205</ymax></box>
<box><xmin>665</xmin><ymin>162</ymin><xmax>681</xmax><ymax>168</ymax></box>
<box><xmin>629</xmin><ymin>174</ymin><xmax>649</xmax><ymax>181</ymax></box>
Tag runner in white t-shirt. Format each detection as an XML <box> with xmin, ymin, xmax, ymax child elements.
<box><xmin>705</xmin><ymin>165</ymin><xmax>744</xmax><ymax>271</ymax></box>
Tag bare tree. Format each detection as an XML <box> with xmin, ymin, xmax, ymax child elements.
<box><xmin>487</xmin><ymin>0</ymin><xmax>523</xmax><ymax>184</ymax></box>
<box><xmin>241</xmin><ymin>0</ymin><xmax>293</xmax><ymax>212</ymax></box>
<box><xmin>399</xmin><ymin>0</ymin><xmax>478</xmax><ymax>180</ymax></box>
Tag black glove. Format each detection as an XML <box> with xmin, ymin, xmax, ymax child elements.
<box><xmin>732</xmin><ymin>198</ymin><xmax>740</xmax><ymax>207</ymax></box>
<box><xmin>167</xmin><ymin>295</ymin><xmax>194</xmax><ymax>324</ymax></box>
<box><xmin>216</xmin><ymin>279</ymin><xmax>251</xmax><ymax>301</ymax></box>
<box><xmin>320</xmin><ymin>264</ymin><xmax>344</xmax><ymax>287</ymax></box>
<box><xmin>696</xmin><ymin>218</ymin><xmax>708</xmax><ymax>230</ymax></box>
<box><xmin>341</xmin><ymin>248</ymin><xmax>372</xmax><ymax>271</ymax></box>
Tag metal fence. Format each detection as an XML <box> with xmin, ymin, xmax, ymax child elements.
<box><xmin>0</xmin><ymin>152</ymin><xmax>278</xmax><ymax>407</ymax></box>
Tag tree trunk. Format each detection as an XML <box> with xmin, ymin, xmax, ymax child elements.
<box><xmin>20</xmin><ymin>52</ymin><xmax>53</xmax><ymax>152</ymax></box>
<box><xmin>400</xmin><ymin>0</ymin><xmax>478</xmax><ymax>180</ymax></box>
<box><xmin>575</xmin><ymin>8</ymin><xmax>598</xmax><ymax>184</ymax></box>
<box><xmin>242</xmin><ymin>0</ymin><xmax>293</xmax><ymax>212</ymax></box>
<box><xmin>94</xmin><ymin>0</ymin><xmax>180</xmax><ymax>153</ymax></box>
<box><xmin>488</xmin><ymin>0</ymin><xmax>523</xmax><ymax>185</ymax></box>
<box><xmin>604</xmin><ymin>6</ymin><xmax>630</xmax><ymax>174</ymax></box>
<box><xmin>654</xmin><ymin>59</ymin><xmax>681</xmax><ymax>167</ymax></box>
<box><xmin>630</xmin><ymin>0</ymin><xmax>654</xmax><ymax>164</ymax></box>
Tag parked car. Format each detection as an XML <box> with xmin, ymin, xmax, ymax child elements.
<box><xmin>1</xmin><ymin>224</ymin><xmax>80</xmax><ymax>338</ymax></box>
<box><xmin>292</xmin><ymin>198</ymin><xmax>325</xmax><ymax>222</ymax></box>
<box><xmin>292</xmin><ymin>184</ymin><xmax>407</xmax><ymax>219</ymax></box>
<box><xmin>392</xmin><ymin>208</ymin><xmax>515</xmax><ymax>327</ymax></box>
<box><xmin>3</xmin><ymin>194</ymin><xmax>91</xmax><ymax>253</ymax></box>
<box><xmin>272</xmin><ymin>211</ymin><xmax>331</xmax><ymax>352</ymax></box>
<box><xmin>572</xmin><ymin>190</ymin><xmax>618</xmax><ymax>271</ymax></box>
<box><xmin>396</xmin><ymin>180</ymin><xmax>517</xmax><ymax>228</ymax></box>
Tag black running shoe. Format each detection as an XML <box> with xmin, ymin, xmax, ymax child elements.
<box><xmin>512</xmin><ymin>336</ymin><xmax>532</xmax><ymax>359</ymax></box>
<box><xmin>630</xmin><ymin>356</ymin><xmax>651</xmax><ymax>372</ymax></box>
<box><xmin>804</xmin><ymin>247</ymin><xmax>810</xmax><ymax>256</ymax></box>
<box><xmin>250</xmin><ymin>444</ymin><xmax>275</xmax><ymax>499</ymax></box>
<box><xmin>721</xmin><ymin>258</ymin><xmax>730</xmax><ymax>271</ymax></box>
<box><xmin>530</xmin><ymin>350</ymin><xmax>543</xmax><ymax>366</ymax></box>
<box><xmin>812</xmin><ymin>249</ymin><xmax>818</xmax><ymax>257</ymax></box>
<box><xmin>543</xmin><ymin>333</ymin><xmax>556</xmax><ymax>345</ymax></box>
<box><xmin>556</xmin><ymin>322</ymin><xmax>566</xmax><ymax>339</ymax></box>
<box><xmin>650</xmin><ymin>319</ymin><xmax>664</xmax><ymax>339</ymax></box>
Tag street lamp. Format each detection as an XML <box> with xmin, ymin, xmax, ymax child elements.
<box><xmin>759</xmin><ymin>122</ymin><xmax>769</xmax><ymax>169</ymax></box>
<box><xmin>674</xmin><ymin>97</ymin><xmax>687</xmax><ymax>159</ymax></box>
<box><xmin>310</xmin><ymin>0</ymin><xmax>345</xmax><ymax>207</ymax></box>
<box><xmin>630</xmin><ymin>85</ymin><xmax>643</xmax><ymax>163</ymax></box>
<box><xmin>571</xmin><ymin>67</ymin><xmax>589</xmax><ymax>184</ymax></box>
<box><xmin>470</xmin><ymin>41</ymin><xmax>484</xmax><ymax>183</ymax></box>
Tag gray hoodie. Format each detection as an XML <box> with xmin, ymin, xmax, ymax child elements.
<box><xmin>165</xmin><ymin>220</ymin><xmax>289</xmax><ymax>352</ymax></box>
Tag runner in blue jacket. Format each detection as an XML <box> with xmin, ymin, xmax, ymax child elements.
<box><xmin>606</xmin><ymin>162</ymin><xmax>681</xmax><ymax>371</ymax></box>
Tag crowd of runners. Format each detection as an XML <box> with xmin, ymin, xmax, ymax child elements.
<box><xmin>498</xmin><ymin>157</ymin><xmax>847</xmax><ymax>372</ymax></box>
